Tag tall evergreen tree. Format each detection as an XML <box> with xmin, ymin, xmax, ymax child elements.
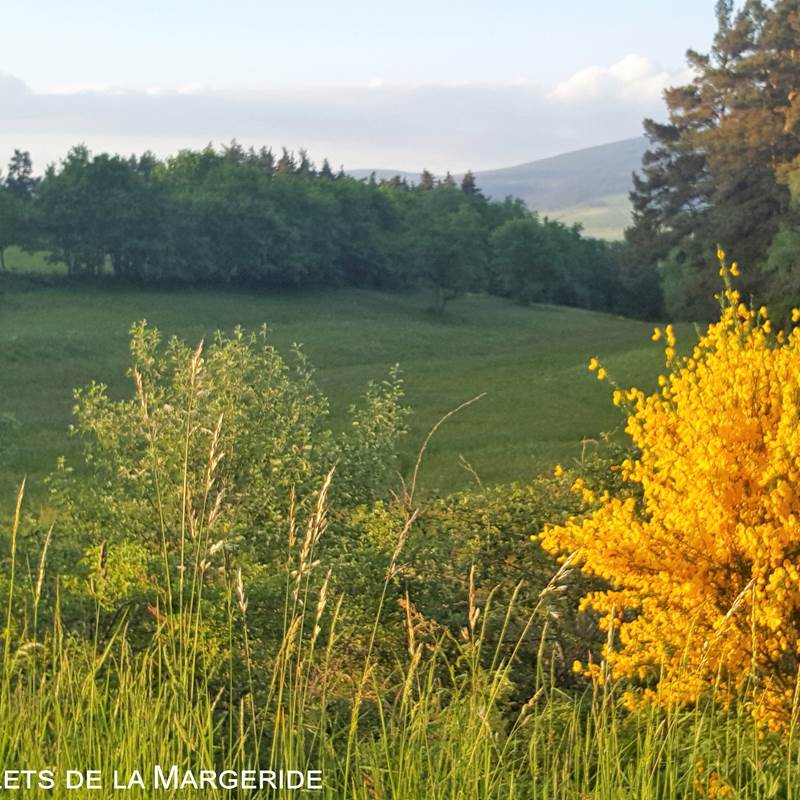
<box><xmin>296</xmin><ymin>148</ymin><xmax>315</xmax><ymax>176</ymax></box>
<box><xmin>254</xmin><ymin>146</ymin><xmax>276</xmax><ymax>175</ymax></box>
<box><xmin>628</xmin><ymin>0</ymin><xmax>800</xmax><ymax>317</ymax></box>
<box><xmin>4</xmin><ymin>149</ymin><xmax>35</xmax><ymax>199</ymax></box>
<box><xmin>276</xmin><ymin>148</ymin><xmax>297</xmax><ymax>175</ymax></box>
<box><xmin>0</xmin><ymin>186</ymin><xmax>27</xmax><ymax>271</ymax></box>
<box><xmin>461</xmin><ymin>170</ymin><xmax>479</xmax><ymax>195</ymax></box>
<box><xmin>418</xmin><ymin>169</ymin><xmax>436</xmax><ymax>191</ymax></box>
<box><xmin>319</xmin><ymin>158</ymin><xmax>335</xmax><ymax>179</ymax></box>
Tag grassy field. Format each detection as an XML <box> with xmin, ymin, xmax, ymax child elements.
<box><xmin>0</xmin><ymin>281</ymin><xmax>669</xmax><ymax>502</ymax></box>
<box><xmin>544</xmin><ymin>192</ymin><xmax>632</xmax><ymax>240</ymax></box>
<box><xmin>3</xmin><ymin>245</ymin><xmax>68</xmax><ymax>275</ymax></box>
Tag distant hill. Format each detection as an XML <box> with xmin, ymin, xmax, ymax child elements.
<box><xmin>349</xmin><ymin>137</ymin><xmax>649</xmax><ymax>240</ymax></box>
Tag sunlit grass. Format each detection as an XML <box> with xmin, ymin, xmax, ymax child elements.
<box><xmin>0</xmin><ymin>285</ymin><xmax>670</xmax><ymax>500</ymax></box>
<box><xmin>0</xmin><ymin>476</ymin><xmax>795</xmax><ymax>799</ymax></box>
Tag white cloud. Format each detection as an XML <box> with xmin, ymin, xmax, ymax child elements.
<box><xmin>549</xmin><ymin>54</ymin><xmax>688</xmax><ymax>102</ymax></box>
<box><xmin>0</xmin><ymin>62</ymin><xmax>678</xmax><ymax>173</ymax></box>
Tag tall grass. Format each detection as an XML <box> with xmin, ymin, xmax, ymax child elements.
<box><xmin>1</xmin><ymin>470</ymin><xmax>799</xmax><ymax>800</ymax></box>
<box><xmin>0</xmin><ymin>364</ymin><xmax>796</xmax><ymax>799</ymax></box>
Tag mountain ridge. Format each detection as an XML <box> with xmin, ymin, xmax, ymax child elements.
<box><xmin>349</xmin><ymin>136</ymin><xmax>648</xmax><ymax>239</ymax></box>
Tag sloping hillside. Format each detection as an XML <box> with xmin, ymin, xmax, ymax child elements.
<box><xmin>350</xmin><ymin>137</ymin><xmax>648</xmax><ymax>239</ymax></box>
<box><xmin>475</xmin><ymin>137</ymin><xmax>647</xmax><ymax>239</ymax></box>
<box><xmin>0</xmin><ymin>285</ymin><xmax>663</xmax><ymax>498</ymax></box>
<box><xmin>473</xmin><ymin>138</ymin><xmax>647</xmax><ymax>210</ymax></box>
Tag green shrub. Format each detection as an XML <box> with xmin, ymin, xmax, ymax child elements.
<box><xmin>42</xmin><ymin>321</ymin><xmax>408</xmax><ymax>647</ymax></box>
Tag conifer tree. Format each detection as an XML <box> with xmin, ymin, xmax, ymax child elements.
<box><xmin>461</xmin><ymin>170</ymin><xmax>479</xmax><ymax>195</ymax></box>
<box><xmin>5</xmin><ymin>149</ymin><xmax>35</xmax><ymax>199</ymax></box>
<box><xmin>296</xmin><ymin>148</ymin><xmax>316</xmax><ymax>176</ymax></box>
<box><xmin>628</xmin><ymin>0</ymin><xmax>800</xmax><ymax>316</ymax></box>
<box><xmin>254</xmin><ymin>146</ymin><xmax>276</xmax><ymax>175</ymax></box>
<box><xmin>276</xmin><ymin>147</ymin><xmax>297</xmax><ymax>175</ymax></box>
<box><xmin>319</xmin><ymin>158</ymin><xmax>334</xmax><ymax>179</ymax></box>
<box><xmin>418</xmin><ymin>169</ymin><xmax>436</xmax><ymax>191</ymax></box>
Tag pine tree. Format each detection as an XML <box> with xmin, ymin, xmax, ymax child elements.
<box><xmin>627</xmin><ymin>0</ymin><xmax>800</xmax><ymax>317</ymax></box>
<box><xmin>461</xmin><ymin>170</ymin><xmax>479</xmax><ymax>195</ymax></box>
<box><xmin>254</xmin><ymin>146</ymin><xmax>276</xmax><ymax>175</ymax></box>
<box><xmin>276</xmin><ymin>147</ymin><xmax>297</xmax><ymax>175</ymax></box>
<box><xmin>319</xmin><ymin>158</ymin><xmax>334</xmax><ymax>179</ymax></box>
<box><xmin>5</xmin><ymin>150</ymin><xmax>35</xmax><ymax>199</ymax></box>
<box><xmin>418</xmin><ymin>169</ymin><xmax>436</xmax><ymax>191</ymax></box>
<box><xmin>296</xmin><ymin>148</ymin><xmax>316</xmax><ymax>176</ymax></box>
<box><xmin>222</xmin><ymin>139</ymin><xmax>245</xmax><ymax>163</ymax></box>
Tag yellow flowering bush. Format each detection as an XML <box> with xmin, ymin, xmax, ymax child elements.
<box><xmin>540</xmin><ymin>251</ymin><xmax>800</xmax><ymax>730</ymax></box>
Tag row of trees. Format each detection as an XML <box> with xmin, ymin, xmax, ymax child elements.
<box><xmin>0</xmin><ymin>144</ymin><xmax>661</xmax><ymax>317</ymax></box>
<box><xmin>628</xmin><ymin>0</ymin><xmax>800</xmax><ymax>319</ymax></box>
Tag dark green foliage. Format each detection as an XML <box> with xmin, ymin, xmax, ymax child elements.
<box><xmin>489</xmin><ymin>215</ymin><xmax>660</xmax><ymax>317</ymax></box>
<box><xmin>405</xmin><ymin>186</ymin><xmax>489</xmax><ymax>312</ymax></box>
<box><xmin>314</xmin><ymin>443</ymin><xmax>632</xmax><ymax>700</ymax></box>
<box><xmin>4</xmin><ymin>149</ymin><xmax>36</xmax><ymax>199</ymax></box>
<box><xmin>461</xmin><ymin>169</ymin><xmax>479</xmax><ymax>196</ymax></box>
<box><xmin>0</xmin><ymin>150</ymin><xmax>36</xmax><ymax>271</ymax></box>
<box><xmin>764</xmin><ymin>157</ymin><xmax>800</xmax><ymax>319</ymax></box>
<box><xmin>4</xmin><ymin>143</ymin><xmax>660</xmax><ymax>316</ymax></box>
<box><xmin>491</xmin><ymin>216</ymin><xmax>567</xmax><ymax>304</ymax></box>
<box><xmin>35</xmin><ymin>146</ymin><xmax>168</xmax><ymax>278</ymax></box>
<box><xmin>0</xmin><ymin>188</ymin><xmax>27</xmax><ymax>272</ymax></box>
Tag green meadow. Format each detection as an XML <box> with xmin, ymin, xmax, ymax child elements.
<box><xmin>0</xmin><ymin>280</ymin><xmax>664</xmax><ymax>501</ymax></box>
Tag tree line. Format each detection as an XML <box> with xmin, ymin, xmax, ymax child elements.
<box><xmin>628</xmin><ymin>0</ymin><xmax>800</xmax><ymax>320</ymax></box>
<box><xmin>0</xmin><ymin>143</ymin><xmax>660</xmax><ymax>317</ymax></box>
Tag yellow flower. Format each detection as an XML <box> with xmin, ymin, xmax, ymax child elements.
<box><xmin>539</xmin><ymin>256</ymin><xmax>800</xmax><ymax>731</ymax></box>
<box><xmin>553</xmin><ymin>464</ymin><xmax>564</xmax><ymax>478</ymax></box>
<box><xmin>717</xmin><ymin>245</ymin><xmax>726</xmax><ymax>262</ymax></box>
<box><xmin>572</xmin><ymin>660</ymin><xmax>583</xmax><ymax>673</ymax></box>
<box><xmin>588</xmin><ymin>357</ymin><xmax>599</xmax><ymax>372</ymax></box>
<box><xmin>651</xmin><ymin>328</ymin><xmax>662</xmax><ymax>342</ymax></box>
<box><xmin>730</xmin><ymin>262</ymin><xmax>740</xmax><ymax>277</ymax></box>
<box><xmin>596</xmin><ymin>367</ymin><xmax>607</xmax><ymax>381</ymax></box>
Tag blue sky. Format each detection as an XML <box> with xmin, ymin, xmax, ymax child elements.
<box><xmin>1</xmin><ymin>1</ymin><xmax>719</xmax><ymax>172</ymax></box>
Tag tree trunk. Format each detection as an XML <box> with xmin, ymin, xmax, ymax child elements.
<box><xmin>431</xmin><ymin>285</ymin><xmax>458</xmax><ymax>314</ymax></box>
<box><xmin>431</xmin><ymin>285</ymin><xmax>447</xmax><ymax>314</ymax></box>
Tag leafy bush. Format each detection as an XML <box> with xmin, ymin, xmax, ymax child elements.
<box><xmin>541</xmin><ymin>252</ymin><xmax>800</xmax><ymax>730</ymax></box>
<box><xmin>325</xmin><ymin>449</ymin><xmax>625</xmax><ymax>701</ymax></box>
<box><xmin>44</xmin><ymin>321</ymin><xmax>409</xmax><ymax>644</ymax></box>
